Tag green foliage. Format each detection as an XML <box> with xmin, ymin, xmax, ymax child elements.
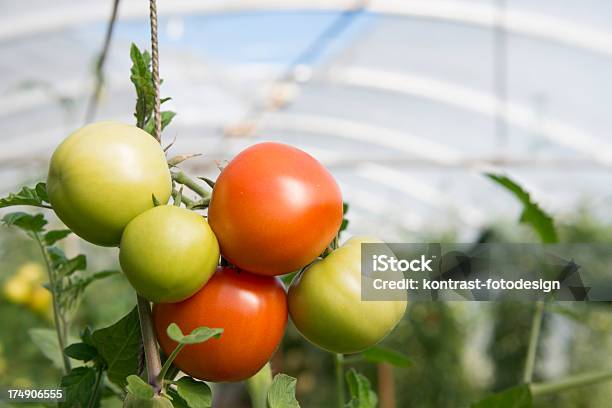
<box><xmin>2</xmin><ymin>212</ymin><xmax>47</xmax><ymax>236</ymax></box>
<box><xmin>360</xmin><ymin>346</ymin><xmax>412</xmax><ymax>368</ymax></box>
<box><xmin>166</xmin><ymin>323</ymin><xmax>223</xmax><ymax>345</ymax></box>
<box><xmin>0</xmin><ymin>182</ymin><xmax>50</xmax><ymax>208</ymax></box>
<box><xmin>91</xmin><ymin>307</ymin><xmax>142</xmax><ymax>388</ymax></box>
<box><xmin>126</xmin><ymin>375</ymin><xmax>154</xmax><ymax>399</ymax></box>
<box><xmin>2</xmin><ymin>211</ymin><xmax>116</xmax><ymax>314</ymax></box>
<box><xmin>471</xmin><ymin>385</ymin><xmax>533</xmax><ymax>408</ymax></box>
<box><xmin>339</xmin><ymin>202</ymin><xmax>350</xmax><ymax>235</ymax></box>
<box><xmin>130</xmin><ymin>43</ymin><xmax>175</xmax><ymax>134</ymax></box>
<box><xmin>174</xmin><ymin>377</ymin><xmax>213</xmax><ymax>408</ymax></box>
<box><xmin>144</xmin><ymin>111</ymin><xmax>176</xmax><ymax>135</ymax></box>
<box><xmin>267</xmin><ymin>374</ymin><xmax>300</xmax><ymax>408</ymax></box>
<box><xmin>44</xmin><ymin>229</ymin><xmax>72</xmax><ymax>245</ymax></box>
<box><xmin>345</xmin><ymin>369</ymin><xmax>377</xmax><ymax>408</ymax></box>
<box><xmin>486</xmin><ymin>174</ymin><xmax>558</xmax><ymax>243</ymax></box>
<box><xmin>64</xmin><ymin>343</ymin><xmax>98</xmax><ymax>362</ymax></box>
<box><xmin>60</xmin><ymin>366</ymin><xmax>99</xmax><ymax>408</ymax></box>
<box><xmin>29</xmin><ymin>328</ymin><xmax>73</xmax><ymax>370</ymax></box>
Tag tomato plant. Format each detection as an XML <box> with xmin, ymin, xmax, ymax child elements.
<box><xmin>119</xmin><ymin>205</ymin><xmax>219</xmax><ymax>303</ymax></box>
<box><xmin>123</xmin><ymin>394</ymin><xmax>173</xmax><ymax>408</ymax></box>
<box><xmin>208</xmin><ymin>142</ymin><xmax>343</xmax><ymax>276</ymax></box>
<box><xmin>47</xmin><ymin>121</ymin><xmax>172</xmax><ymax>247</ymax></box>
<box><xmin>288</xmin><ymin>236</ymin><xmax>407</xmax><ymax>353</ymax></box>
<box><xmin>153</xmin><ymin>267</ymin><xmax>288</xmax><ymax>382</ymax></box>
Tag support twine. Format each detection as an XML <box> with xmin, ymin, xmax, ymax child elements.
<box><xmin>149</xmin><ymin>0</ymin><xmax>162</xmax><ymax>142</ymax></box>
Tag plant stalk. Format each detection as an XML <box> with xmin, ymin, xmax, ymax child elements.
<box><xmin>157</xmin><ymin>343</ymin><xmax>184</xmax><ymax>383</ymax></box>
<box><xmin>523</xmin><ymin>300</ymin><xmax>544</xmax><ymax>383</ymax></box>
<box><xmin>87</xmin><ymin>365</ymin><xmax>104</xmax><ymax>408</ymax></box>
<box><xmin>35</xmin><ymin>234</ymin><xmax>71</xmax><ymax>374</ymax></box>
<box><xmin>172</xmin><ymin>171</ymin><xmax>211</xmax><ymax>198</ymax></box>
<box><xmin>246</xmin><ymin>363</ymin><xmax>273</xmax><ymax>408</ymax></box>
<box><xmin>530</xmin><ymin>369</ymin><xmax>612</xmax><ymax>396</ymax></box>
<box><xmin>136</xmin><ymin>295</ymin><xmax>162</xmax><ymax>393</ymax></box>
<box><xmin>335</xmin><ymin>353</ymin><xmax>345</xmax><ymax>408</ymax></box>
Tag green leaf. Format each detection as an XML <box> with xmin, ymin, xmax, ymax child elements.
<box><xmin>66</xmin><ymin>270</ymin><xmax>119</xmax><ymax>293</ymax></box>
<box><xmin>57</xmin><ymin>254</ymin><xmax>87</xmax><ymax>277</ymax></box>
<box><xmin>0</xmin><ymin>183</ymin><xmax>49</xmax><ymax>208</ymax></box>
<box><xmin>198</xmin><ymin>177</ymin><xmax>216</xmax><ymax>189</ymax></box>
<box><xmin>2</xmin><ymin>212</ymin><xmax>47</xmax><ymax>234</ymax></box>
<box><xmin>60</xmin><ymin>366</ymin><xmax>98</xmax><ymax>408</ymax></box>
<box><xmin>29</xmin><ymin>328</ymin><xmax>69</xmax><ymax>370</ymax></box>
<box><xmin>144</xmin><ymin>111</ymin><xmax>176</xmax><ymax>135</ymax></box>
<box><xmin>267</xmin><ymin>374</ymin><xmax>300</xmax><ymax>408</ymax></box>
<box><xmin>44</xmin><ymin>229</ymin><xmax>72</xmax><ymax>245</ymax></box>
<box><xmin>175</xmin><ymin>377</ymin><xmax>212</xmax><ymax>408</ymax></box>
<box><xmin>360</xmin><ymin>346</ymin><xmax>412</xmax><ymax>368</ymax></box>
<box><xmin>64</xmin><ymin>343</ymin><xmax>98</xmax><ymax>362</ymax></box>
<box><xmin>92</xmin><ymin>307</ymin><xmax>142</xmax><ymax>388</ymax></box>
<box><xmin>130</xmin><ymin>43</ymin><xmax>173</xmax><ymax>136</ymax></box>
<box><xmin>130</xmin><ymin>43</ymin><xmax>155</xmax><ymax>129</ymax></box>
<box><xmin>36</xmin><ymin>182</ymin><xmax>49</xmax><ymax>202</ymax></box>
<box><xmin>345</xmin><ymin>369</ymin><xmax>377</xmax><ymax>408</ymax></box>
<box><xmin>80</xmin><ymin>327</ymin><xmax>94</xmax><ymax>346</ymax></box>
<box><xmin>152</xmin><ymin>194</ymin><xmax>161</xmax><ymax>206</ymax></box>
<box><xmin>486</xmin><ymin>174</ymin><xmax>558</xmax><ymax>243</ymax></box>
<box><xmin>126</xmin><ymin>375</ymin><xmax>154</xmax><ymax>399</ymax></box>
<box><xmin>166</xmin><ymin>323</ymin><xmax>223</xmax><ymax>345</ymax></box>
<box><xmin>167</xmin><ymin>389</ymin><xmax>190</xmax><ymax>408</ymax></box>
<box><xmin>471</xmin><ymin>384</ymin><xmax>533</xmax><ymax>408</ymax></box>
<box><xmin>339</xmin><ymin>202</ymin><xmax>350</xmax><ymax>235</ymax></box>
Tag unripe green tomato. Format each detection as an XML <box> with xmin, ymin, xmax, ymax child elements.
<box><xmin>123</xmin><ymin>394</ymin><xmax>173</xmax><ymax>408</ymax></box>
<box><xmin>47</xmin><ymin>121</ymin><xmax>172</xmax><ymax>246</ymax></box>
<box><xmin>288</xmin><ymin>236</ymin><xmax>407</xmax><ymax>354</ymax></box>
<box><xmin>120</xmin><ymin>205</ymin><xmax>220</xmax><ymax>303</ymax></box>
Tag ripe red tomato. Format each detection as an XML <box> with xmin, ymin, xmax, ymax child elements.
<box><xmin>153</xmin><ymin>267</ymin><xmax>287</xmax><ymax>382</ymax></box>
<box><xmin>208</xmin><ymin>142</ymin><xmax>343</xmax><ymax>276</ymax></box>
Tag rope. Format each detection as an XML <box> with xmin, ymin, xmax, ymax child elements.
<box><xmin>149</xmin><ymin>0</ymin><xmax>162</xmax><ymax>142</ymax></box>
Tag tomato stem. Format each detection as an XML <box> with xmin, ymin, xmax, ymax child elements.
<box><xmin>136</xmin><ymin>295</ymin><xmax>163</xmax><ymax>393</ymax></box>
<box><xmin>35</xmin><ymin>233</ymin><xmax>71</xmax><ymax>374</ymax></box>
<box><xmin>246</xmin><ymin>363</ymin><xmax>273</xmax><ymax>408</ymax></box>
<box><xmin>172</xmin><ymin>189</ymin><xmax>196</xmax><ymax>208</ymax></box>
<box><xmin>523</xmin><ymin>300</ymin><xmax>545</xmax><ymax>383</ymax></box>
<box><xmin>172</xmin><ymin>171</ymin><xmax>211</xmax><ymax>198</ymax></box>
<box><xmin>530</xmin><ymin>369</ymin><xmax>612</xmax><ymax>396</ymax></box>
<box><xmin>334</xmin><ymin>353</ymin><xmax>345</xmax><ymax>408</ymax></box>
<box><xmin>157</xmin><ymin>343</ymin><xmax>185</xmax><ymax>383</ymax></box>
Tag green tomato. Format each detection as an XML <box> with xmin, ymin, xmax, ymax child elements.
<box><xmin>120</xmin><ymin>205</ymin><xmax>220</xmax><ymax>303</ymax></box>
<box><xmin>288</xmin><ymin>236</ymin><xmax>407</xmax><ymax>354</ymax></box>
<box><xmin>47</xmin><ymin>121</ymin><xmax>172</xmax><ymax>246</ymax></box>
<box><xmin>123</xmin><ymin>394</ymin><xmax>173</xmax><ymax>408</ymax></box>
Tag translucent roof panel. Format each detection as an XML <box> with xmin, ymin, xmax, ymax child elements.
<box><xmin>2</xmin><ymin>0</ymin><xmax>612</xmax><ymax>240</ymax></box>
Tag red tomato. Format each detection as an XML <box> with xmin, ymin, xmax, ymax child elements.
<box><xmin>208</xmin><ymin>142</ymin><xmax>343</xmax><ymax>276</ymax></box>
<box><xmin>153</xmin><ymin>267</ymin><xmax>287</xmax><ymax>382</ymax></box>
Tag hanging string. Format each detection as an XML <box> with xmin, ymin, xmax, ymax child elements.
<box><xmin>134</xmin><ymin>0</ymin><xmax>164</xmax><ymax>394</ymax></box>
<box><xmin>149</xmin><ymin>0</ymin><xmax>162</xmax><ymax>142</ymax></box>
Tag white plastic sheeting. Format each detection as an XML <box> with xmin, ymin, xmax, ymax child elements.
<box><xmin>2</xmin><ymin>0</ymin><xmax>612</xmax><ymax>240</ymax></box>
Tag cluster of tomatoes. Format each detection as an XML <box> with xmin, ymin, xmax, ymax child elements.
<box><xmin>46</xmin><ymin>121</ymin><xmax>406</xmax><ymax>383</ymax></box>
